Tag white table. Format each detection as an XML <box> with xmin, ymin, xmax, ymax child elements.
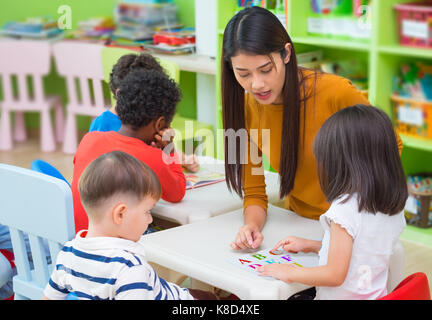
<box><xmin>151</xmin><ymin>156</ymin><xmax>283</xmax><ymax>225</ymax></box>
<box><xmin>142</xmin><ymin>204</ymin><xmax>323</xmax><ymax>300</ymax></box>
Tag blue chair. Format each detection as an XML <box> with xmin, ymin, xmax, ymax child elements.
<box><xmin>0</xmin><ymin>163</ymin><xmax>75</xmax><ymax>299</ymax></box>
<box><xmin>30</xmin><ymin>159</ymin><xmax>70</xmax><ymax>187</ymax></box>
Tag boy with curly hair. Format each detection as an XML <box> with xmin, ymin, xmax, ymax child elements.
<box><xmin>89</xmin><ymin>53</ymin><xmax>199</xmax><ymax>172</ymax></box>
<box><xmin>71</xmin><ymin>69</ymin><xmax>186</xmax><ymax>233</ymax></box>
<box><xmin>89</xmin><ymin>53</ymin><xmax>163</xmax><ymax>133</ymax></box>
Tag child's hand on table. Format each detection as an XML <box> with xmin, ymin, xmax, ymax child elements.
<box><xmin>182</xmin><ymin>154</ymin><xmax>200</xmax><ymax>173</ymax></box>
<box><xmin>271</xmin><ymin>236</ymin><xmax>313</xmax><ymax>254</ymax></box>
<box><xmin>256</xmin><ymin>263</ymin><xmax>298</xmax><ymax>283</ymax></box>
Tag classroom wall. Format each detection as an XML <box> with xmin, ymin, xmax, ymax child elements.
<box><xmin>0</xmin><ymin>0</ymin><xmax>197</xmax><ymax>130</ymax></box>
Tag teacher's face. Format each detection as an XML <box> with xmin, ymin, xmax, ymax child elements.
<box><xmin>230</xmin><ymin>44</ymin><xmax>291</xmax><ymax>105</ymax></box>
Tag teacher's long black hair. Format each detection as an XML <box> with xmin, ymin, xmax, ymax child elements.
<box><xmin>221</xmin><ymin>6</ymin><xmax>316</xmax><ymax>199</ymax></box>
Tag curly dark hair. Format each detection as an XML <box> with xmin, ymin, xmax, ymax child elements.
<box><xmin>116</xmin><ymin>69</ymin><xmax>181</xmax><ymax>130</ymax></box>
<box><xmin>109</xmin><ymin>53</ymin><xmax>164</xmax><ymax>96</ymax></box>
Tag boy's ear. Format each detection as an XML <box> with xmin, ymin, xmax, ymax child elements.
<box><xmin>112</xmin><ymin>202</ymin><xmax>127</xmax><ymax>225</ymax></box>
<box><xmin>154</xmin><ymin>116</ymin><xmax>167</xmax><ymax>132</ymax></box>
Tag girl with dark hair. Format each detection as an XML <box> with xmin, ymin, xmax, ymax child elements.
<box><xmin>221</xmin><ymin>6</ymin><xmax>402</xmax><ymax>250</ymax></box>
<box><xmin>257</xmin><ymin>105</ymin><xmax>407</xmax><ymax>300</ymax></box>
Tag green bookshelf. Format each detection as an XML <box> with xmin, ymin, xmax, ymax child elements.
<box><xmin>215</xmin><ymin>0</ymin><xmax>432</xmax><ymax>247</ymax></box>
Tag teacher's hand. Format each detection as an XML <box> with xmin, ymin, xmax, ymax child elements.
<box><xmin>230</xmin><ymin>224</ymin><xmax>263</xmax><ymax>250</ymax></box>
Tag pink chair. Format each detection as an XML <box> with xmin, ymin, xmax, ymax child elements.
<box><xmin>52</xmin><ymin>41</ymin><xmax>107</xmax><ymax>154</ymax></box>
<box><xmin>0</xmin><ymin>40</ymin><xmax>64</xmax><ymax>152</ymax></box>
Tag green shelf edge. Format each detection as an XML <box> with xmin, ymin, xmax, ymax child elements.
<box><xmin>400</xmin><ymin>134</ymin><xmax>432</xmax><ymax>152</ymax></box>
<box><xmin>292</xmin><ymin>36</ymin><xmax>370</xmax><ymax>51</ymax></box>
<box><xmin>379</xmin><ymin>45</ymin><xmax>432</xmax><ymax>59</ymax></box>
<box><xmin>401</xmin><ymin>224</ymin><xmax>432</xmax><ymax>247</ymax></box>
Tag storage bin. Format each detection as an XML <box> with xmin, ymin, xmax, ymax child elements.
<box><xmin>391</xmin><ymin>95</ymin><xmax>432</xmax><ymax>139</ymax></box>
<box><xmin>405</xmin><ymin>174</ymin><xmax>432</xmax><ymax>228</ymax></box>
<box><xmin>394</xmin><ymin>1</ymin><xmax>432</xmax><ymax>48</ymax></box>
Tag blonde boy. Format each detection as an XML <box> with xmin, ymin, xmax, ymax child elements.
<box><xmin>43</xmin><ymin>151</ymin><xmax>194</xmax><ymax>300</ymax></box>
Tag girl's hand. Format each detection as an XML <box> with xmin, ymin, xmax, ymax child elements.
<box><xmin>230</xmin><ymin>224</ymin><xmax>263</xmax><ymax>250</ymax></box>
<box><xmin>182</xmin><ymin>154</ymin><xmax>200</xmax><ymax>173</ymax></box>
<box><xmin>256</xmin><ymin>263</ymin><xmax>298</xmax><ymax>283</ymax></box>
<box><xmin>272</xmin><ymin>236</ymin><xmax>312</xmax><ymax>253</ymax></box>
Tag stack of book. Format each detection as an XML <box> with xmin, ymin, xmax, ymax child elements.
<box><xmin>142</xmin><ymin>27</ymin><xmax>195</xmax><ymax>54</ymax></box>
<box><xmin>110</xmin><ymin>2</ymin><xmax>179</xmax><ymax>46</ymax></box>
<box><xmin>0</xmin><ymin>16</ymin><xmax>63</xmax><ymax>40</ymax></box>
<box><xmin>65</xmin><ymin>17</ymin><xmax>115</xmax><ymax>43</ymax></box>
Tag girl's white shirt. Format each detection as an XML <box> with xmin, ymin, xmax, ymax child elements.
<box><xmin>315</xmin><ymin>194</ymin><xmax>406</xmax><ymax>300</ymax></box>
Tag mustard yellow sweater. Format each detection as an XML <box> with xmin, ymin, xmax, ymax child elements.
<box><xmin>242</xmin><ymin>70</ymin><xmax>402</xmax><ymax>220</ymax></box>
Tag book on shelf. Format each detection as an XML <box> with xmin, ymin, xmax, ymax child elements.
<box><xmin>65</xmin><ymin>17</ymin><xmax>115</xmax><ymax>43</ymax></box>
<box><xmin>141</xmin><ymin>41</ymin><xmax>195</xmax><ymax>55</ymax></box>
<box><xmin>0</xmin><ymin>16</ymin><xmax>64</xmax><ymax>39</ymax></box>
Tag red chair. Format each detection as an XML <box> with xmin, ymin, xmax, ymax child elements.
<box><xmin>380</xmin><ymin>272</ymin><xmax>431</xmax><ymax>300</ymax></box>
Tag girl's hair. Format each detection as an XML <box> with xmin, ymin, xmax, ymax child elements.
<box><xmin>313</xmin><ymin>105</ymin><xmax>408</xmax><ymax>215</ymax></box>
<box><xmin>78</xmin><ymin>151</ymin><xmax>162</xmax><ymax>212</ymax></box>
<box><xmin>221</xmin><ymin>6</ymin><xmax>314</xmax><ymax>198</ymax></box>
<box><xmin>116</xmin><ymin>69</ymin><xmax>181</xmax><ymax>130</ymax></box>
<box><xmin>109</xmin><ymin>53</ymin><xmax>164</xmax><ymax>97</ymax></box>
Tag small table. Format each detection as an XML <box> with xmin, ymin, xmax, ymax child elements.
<box><xmin>151</xmin><ymin>156</ymin><xmax>283</xmax><ymax>225</ymax></box>
<box><xmin>141</xmin><ymin>204</ymin><xmax>323</xmax><ymax>300</ymax></box>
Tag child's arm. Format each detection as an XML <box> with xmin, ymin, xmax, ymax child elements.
<box><xmin>180</xmin><ymin>152</ymin><xmax>200</xmax><ymax>173</ymax></box>
<box><xmin>272</xmin><ymin>236</ymin><xmax>321</xmax><ymax>254</ymax></box>
<box><xmin>115</xmin><ymin>265</ymin><xmax>194</xmax><ymax>300</ymax></box>
<box><xmin>258</xmin><ymin>221</ymin><xmax>353</xmax><ymax>287</ymax></box>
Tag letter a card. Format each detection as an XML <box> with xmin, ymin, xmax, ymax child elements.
<box><xmin>228</xmin><ymin>248</ymin><xmax>318</xmax><ymax>278</ymax></box>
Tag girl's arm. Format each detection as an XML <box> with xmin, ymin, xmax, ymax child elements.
<box><xmin>258</xmin><ymin>221</ymin><xmax>353</xmax><ymax>287</ymax></box>
<box><xmin>272</xmin><ymin>236</ymin><xmax>322</xmax><ymax>254</ymax></box>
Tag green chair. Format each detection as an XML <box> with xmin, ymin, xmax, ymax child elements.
<box><xmin>100</xmin><ymin>46</ymin><xmax>214</xmax><ymax>155</ymax></box>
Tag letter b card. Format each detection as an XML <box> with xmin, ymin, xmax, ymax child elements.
<box><xmin>228</xmin><ymin>248</ymin><xmax>318</xmax><ymax>279</ymax></box>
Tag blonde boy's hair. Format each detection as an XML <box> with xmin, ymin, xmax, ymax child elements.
<box><xmin>78</xmin><ymin>151</ymin><xmax>161</xmax><ymax>215</ymax></box>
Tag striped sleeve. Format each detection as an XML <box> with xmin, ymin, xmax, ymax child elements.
<box><xmin>114</xmin><ymin>264</ymin><xmax>194</xmax><ymax>300</ymax></box>
<box><xmin>43</xmin><ymin>270</ymin><xmax>69</xmax><ymax>300</ymax></box>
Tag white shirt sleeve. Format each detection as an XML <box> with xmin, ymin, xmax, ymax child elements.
<box><xmin>321</xmin><ymin>195</ymin><xmax>361</xmax><ymax>239</ymax></box>
<box><xmin>114</xmin><ymin>264</ymin><xmax>194</xmax><ymax>300</ymax></box>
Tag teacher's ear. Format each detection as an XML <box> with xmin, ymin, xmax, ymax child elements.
<box><xmin>282</xmin><ymin>43</ymin><xmax>291</xmax><ymax>65</ymax></box>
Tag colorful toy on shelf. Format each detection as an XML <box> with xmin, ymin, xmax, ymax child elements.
<box><xmin>392</xmin><ymin>62</ymin><xmax>432</xmax><ymax>140</ymax></box>
<box><xmin>310</xmin><ymin>0</ymin><xmax>351</xmax><ymax>15</ymax></box>
<box><xmin>307</xmin><ymin>0</ymin><xmax>372</xmax><ymax>40</ymax></box>
<box><xmin>405</xmin><ymin>174</ymin><xmax>432</xmax><ymax>228</ymax></box>
<box><xmin>238</xmin><ymin>0</ymin><xmax>261</xmax><ymax>7</ymax></box>
<box><xmin>394</xmin><ymin>62</ymin><xmax>432</xmax><ymax>101</ymax></box>
<box><xmin>237</xmin><ymin>1</ymin><xmax>287</xmax><ymax>28</ymax></box>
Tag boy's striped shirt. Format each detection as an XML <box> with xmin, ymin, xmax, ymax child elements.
<box><xmin>43</xmin><ymin>231</ymin><xmax>194</xmax><ymax>300</ymax></box>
